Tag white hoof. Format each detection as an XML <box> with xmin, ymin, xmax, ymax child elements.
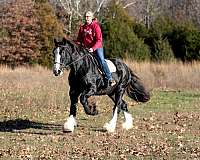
<box><xmin>103</xmin><ymin>108</ymin><xmax>118</xmax><ymax>133</ymax></box>
<box><xmin>103</xmin><ymin>122</ymin><xmax>116</xmax><ymax>133</ymax></box>
<box><xmin>63</xmin><ymin>115</ymin><xmax>77</xmax><ymax>132</ymax></box>
<box><xmin>122</xmin><ymin>122</ymin><xmax>133</xmax><ymax>130</ymax></box>
<box><xmin>122</xmin><ymin>112</ymin><xmax>133</xmax><ymax>130</ymax></box>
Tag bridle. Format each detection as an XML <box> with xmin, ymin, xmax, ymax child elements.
<box><xmin>54</xmin><ymin>45</ymin><xmax>92</xmax><ymax>70</ymax></box>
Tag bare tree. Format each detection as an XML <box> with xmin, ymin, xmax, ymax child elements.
<box><xmin>49</xmin><ymin>0</ymin><xmax>110</xmax><ymax>34</ymax></box>
<box><xmin>122</xmin><ymin>0</ymin><xmax>200</xmax><ymax>27</ymax></box>
<box><xmin>49</xmin><ymin>0</ymin><xmax>200</xmax><ymax>30</ymax></box>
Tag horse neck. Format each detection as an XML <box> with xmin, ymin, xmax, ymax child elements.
<box><xmin>69</xmin><ymin>49</ymin><xmax>91</xmax><ymax>74</ymax></box>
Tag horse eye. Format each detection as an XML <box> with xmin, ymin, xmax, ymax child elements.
<box><xmin>62</xmin><ymin>50</ymin><xmax>65</xmax><ymax>55</ymax></box>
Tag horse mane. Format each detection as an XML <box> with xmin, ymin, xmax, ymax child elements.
<box><xmin>61</xmin><ymin>38</ymin><xmax>99</xmax><ymax>69</ymax></box>
<box><xmin>62</xmin><ymin>38</ymin><xmax>90</xmax><ymax>56</ymax></box>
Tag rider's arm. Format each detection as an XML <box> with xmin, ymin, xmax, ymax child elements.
<box><xmin>92</xmin><ymin>24</ymin><xmax>102</xmax><ymax>51</ymax></box>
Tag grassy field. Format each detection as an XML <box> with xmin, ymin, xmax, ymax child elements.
<box><xmin>0</xmin><ymin>62</ymin><xmax>200</xmax><ymax>160</ymax></box>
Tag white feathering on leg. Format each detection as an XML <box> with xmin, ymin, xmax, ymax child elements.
<box><xmin>122</xmin><ymin>111</ymin><xmax>133</xmax><ymax>130</ymax></box>
<box><xmin>103</xmin><ymin>108</ymin><xmax>118</xmax><ymax>133</ymax></box>
<box><xmin>63</xmin><ymin>115</ymin><xmax>77</xmax><ymax>132</ymax></box>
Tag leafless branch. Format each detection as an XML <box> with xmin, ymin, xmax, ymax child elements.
<box><xmin>94</xmin><ymin>0</ymin><xmax>106</xmax><ymax>14</ymax></box>
<box><xmin>123</xmin><ymin>2</ymin><xmax>136</xmax><ymax>9</ymax></box>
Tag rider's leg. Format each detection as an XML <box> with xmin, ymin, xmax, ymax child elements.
<box><xmin>95</xmin><ymin>48</ymin><xmax>115</xmax><ymax>87</ymax></box>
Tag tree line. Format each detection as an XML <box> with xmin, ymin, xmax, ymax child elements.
<box><xmin>0</xmin><ymin>0</ymin><xmax>200</xmax><ymax>67</ymax></box>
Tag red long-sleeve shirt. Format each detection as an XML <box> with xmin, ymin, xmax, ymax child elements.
<box><xmin>76</xmin><ymin>20</ymin><xmax>103</xmax><ymax>51</ymax></box>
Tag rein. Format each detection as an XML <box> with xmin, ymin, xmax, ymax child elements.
<box><xmin>54</xmin><ymin>45</ymin><xmax>92</xmax><ymax>69</ymax></box>
<box><xmin>62</xmin><ymin>54</ymin><xmax>89</xmax><ymax>69</ymax></box>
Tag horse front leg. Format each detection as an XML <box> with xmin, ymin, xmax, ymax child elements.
<box><xmin>80</xmin><ymin>85</ymin><xmax>98</xmax><ymax>116</ymax></box>
<box><xmin>63</xmin><ymin>90</ymin><xmax>79</xmax><ymax>132</ymax></box>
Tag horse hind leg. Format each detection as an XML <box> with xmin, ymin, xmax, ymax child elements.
<box><xmin>103</xmin><ymin>106</ymin><xmax>118</xmax><ymax>133</ymax></box>
<box><xmin>103</xmin><ymin>90</ymin><xmax>126</xmax><ymax>133</ymax></box>
<box><xmin>106</xmin><ymin>93</ymin><xmax>133</xmax><ymax>131</ymax></box>
<box><xmin>103</xmin><ymin>102</ymin><xmax>133</xmax><ymax>132</ymax></box>
<box><xmin>103</xmin><ymin>94</ymin><xmax>118</xmax><ymax>132</ymax></box>
<box><xmin>121</xmin><ymin>100</ymin><xmax>133</xmax><ymax>130</ymax></box>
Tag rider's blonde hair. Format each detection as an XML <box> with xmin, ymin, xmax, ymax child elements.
<box><xmin>85</xmin><ymin>11</ymin><xmax>94</xmax><ymax>19</ymax></box>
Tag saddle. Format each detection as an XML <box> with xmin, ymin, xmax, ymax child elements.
<box><xmin>105</xmin><ymin>59</ymin><xmax>116</xmax><ymax>73</ymax></box>
<box><xmin>90</xmin><ymin>54</ymin><xmax>116</xmax><ymax>75</ymax></box>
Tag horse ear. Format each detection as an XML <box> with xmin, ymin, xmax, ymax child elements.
<box><xmin>64</xmin><ymin>39</ymin><xmax>76</xmax><ymax>52</ymax></box>
<box><xmin>54</xmin><ymin>38</ymin><xmax>58</xmax><ymax>45</ymax></box>
<box><xmin>54</xmin><ymin>38</ymin><xmax>63</xmax><ymax>46</ymax></box>
<box><xmin>62</xmin><ymin>37</ymin><xmax>67</xmax><ymax>44</ymax></box>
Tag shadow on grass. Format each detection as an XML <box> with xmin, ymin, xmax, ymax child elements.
<box><xmin>0</xmin><ymin>118</ymin><xmax>63</xmax><ymax>135</ymax></box>
<box><xmin>92</xmin><ymin>128</ymin><xmax>107</xmax><ymax>132</ymax></box>
<box><xmin>0</xmin><ymin>118</ymin><xmax>110</xmax><ymax>135</ymax></box>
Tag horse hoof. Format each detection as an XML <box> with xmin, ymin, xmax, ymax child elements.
<box><xmin>85</xmin><ymin>110</ymin><xmax>98</xmax><ymax>116</ymax></box>
<box><xmin>103</xmin><ymin>123</ymin><xmax>115</xmax><ymax>133</ymax></box>
<box><xmin>63</xmin><ymin>123</ymin><xmax>75</xmax><ymax>132</ymax></box>
<box><xmin>63</xmin><ymin>116</ymin><xmax>77</xmax><ymax>132</ymax></box>
<box><xmin>63</xmin><ymin>128</ymin><xmax>73</xmax><ymax>133</ymax></box>
<box><xmin>91</xmin><ymin>110</ymin><xmax>98</xmax><ymax>116</ymax></box>
<box><xmin>122</xmin><ymin>122</ymin><xmax>133</xmax><ymax>130</ymax></box>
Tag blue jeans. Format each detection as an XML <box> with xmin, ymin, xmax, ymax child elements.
<box><xmin>95</xmin><ymin>48</ymin><xmax>112</xmax><ymax>81</ymax></box>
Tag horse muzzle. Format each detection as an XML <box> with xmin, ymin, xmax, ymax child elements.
<box><xmin>53</xmin><ymin>64</ymin><xmax>63</xmax><ymax>76</ymax></box>
<box><xmin>53</xmin><ymin>69</ymin><xmax>63</xmax><ymax>76</ymax></box>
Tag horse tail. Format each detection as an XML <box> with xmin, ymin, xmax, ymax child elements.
<box><xmin>126</xmin><ymin>69</ymin><xmax>150</xmax><ymax>103</ymax></box>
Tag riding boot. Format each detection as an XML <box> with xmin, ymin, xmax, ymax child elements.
<box><xmin>103</xmin><ymin>78</ymin><xmax>116</xmax><ymax>88</ymax></box>
<box><xmin>109</xmin><ymin>79</ymin><xmax>116</xmax><ymax>86</ymax></box>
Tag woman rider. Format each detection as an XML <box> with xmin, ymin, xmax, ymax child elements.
<box><xmin>76</xmin><ymin>11</ymin><xmax>115</xmax><ymax>88</ymax></box>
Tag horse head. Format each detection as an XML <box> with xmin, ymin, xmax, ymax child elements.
<box><xmin>53</xmin><ymin>38</ymin><xmax>74</xmax><ymax>76</ymax></box>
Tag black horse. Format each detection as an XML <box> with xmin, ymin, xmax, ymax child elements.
<box><xmin>53</xmin><ymin>38</ymin><xmax>150</xmax><ymax>132</ymax></box>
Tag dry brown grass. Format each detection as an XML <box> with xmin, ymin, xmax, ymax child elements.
<box><xmin>1</xmin><ymin>61</ymin><xmax>200</xmax><ymax>91</ymax></box>
<box><xmin>125</xmin><ymin>60</ymin><xmax>200</xmax><ymax>91</ymax></box>
<box><xmin>0</xmin><ymin>62</ymin><xmax>199</xmax><ymax>159</ymax></box>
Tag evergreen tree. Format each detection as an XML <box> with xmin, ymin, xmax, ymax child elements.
<box><xmin>102</xmin><ymin>3</ymin><xmax>150</xmax><ymax>61</ymax></box>
<box><xmin>34</xmin><ymin>1</ymin><xmax>64</xmax><ymax>67</ymax></box>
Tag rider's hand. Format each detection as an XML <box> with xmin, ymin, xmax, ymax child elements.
<box><xmin>88</xmin><ymin>48</ymin><xmax>94</xmax><ymax>52</ymax></box>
